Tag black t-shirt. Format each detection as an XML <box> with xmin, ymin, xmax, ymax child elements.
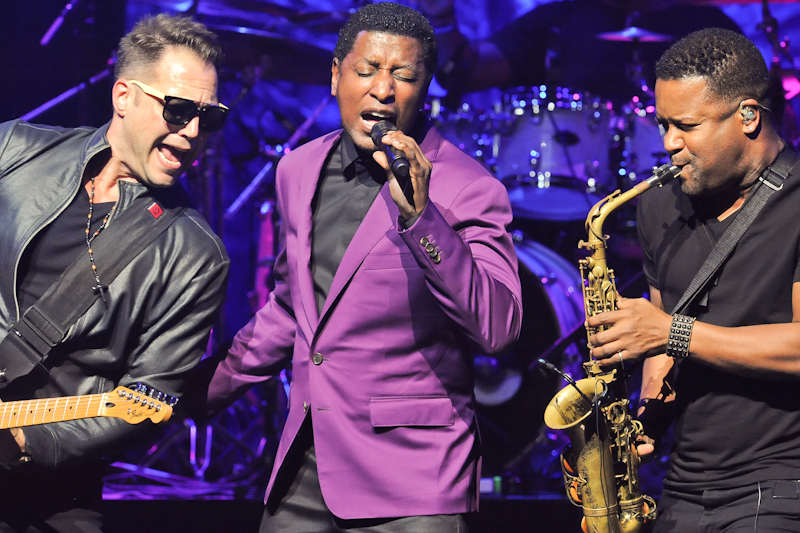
<box><xmin>490</xmin><ymin>0</ymin><xmax>741</xmax><ymax>101</ymax></box>
<box><xmin>17</xmin><ymin>186</ymin><xmax>115</xmax><ymax>314</ymax></box>
<box><xmin>637</xmin><ymin>149</ymin><xmax>800</xmax><ymax>492</ymax></box>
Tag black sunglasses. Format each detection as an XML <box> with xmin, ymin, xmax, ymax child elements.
<box><xmin>129</xmin><ymin>80</ymin><xmax>230</xmax><ymax>133</ymax></box>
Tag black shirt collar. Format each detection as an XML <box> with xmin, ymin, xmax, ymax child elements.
<box><xmin>339</xmin><ymin>130</ymin><xmax>362</xmax><ymax>172</ymax></box>
<box><xmin>338</xmin><ymin>130</ymin><xmax>386</xmax><ymax>182</ymax></box>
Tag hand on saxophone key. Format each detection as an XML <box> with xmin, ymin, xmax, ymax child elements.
<box><xmin>586</xmin><ymin>295</ymin><xmax>673</xmax><ymax>366</ymax></box>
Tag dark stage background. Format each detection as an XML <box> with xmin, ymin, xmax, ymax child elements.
<box><xmin>2</xmin><ymin>1</ymin><xmax>799</xmax><ymax>531</ymax></box>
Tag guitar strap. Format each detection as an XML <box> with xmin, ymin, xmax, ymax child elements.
<box><xmin>0</xmin><ymin>192</ymin><xmax>186</xmax><ymax>388</ymax></box>
<box><xmin>671</xmin><ymin>148</ymin><xmax>799</xmax><ymax>315</ymax></box>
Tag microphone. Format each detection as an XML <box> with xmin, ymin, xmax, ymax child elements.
<box><xmin>370</xmin><ymin>121</ymin><xmax>410</xmax><ymax>180</ymax></box>
<box><xmin>537</xmin><ymin>359</ymin><xmax>597</xmax><ymax>407</ymax></box>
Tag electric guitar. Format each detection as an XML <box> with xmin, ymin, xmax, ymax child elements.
<box><xmin>0</xmin><ymin>383</ymin><xmax>177</xmax><ymax>429</ymax></box>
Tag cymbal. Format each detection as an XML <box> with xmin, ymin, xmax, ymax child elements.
<box><xmin>209</xmin><ymin>24</ymin><xmax>333</xmax><ymax>85</ymax></box>
<box><xmin>597</xmin><ymin>26</ymin><xmax>674</xmax><ymax>42</ymax></box>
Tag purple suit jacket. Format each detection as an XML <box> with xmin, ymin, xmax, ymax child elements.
<box><xmin>208</xmin><ymin>122</ymin><xmax>522</xmax><ymax>519</ymax></box>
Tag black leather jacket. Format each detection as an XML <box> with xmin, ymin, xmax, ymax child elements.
<box><xmin>0</xmin><ymin>120</ymin><xmax>229</xmax><ymax>470</ymax></box>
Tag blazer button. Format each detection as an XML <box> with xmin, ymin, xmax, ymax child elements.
<box><xmin>303</xmin><ymin>402</ymin><xmax>309</xmax><ymax>413</ymax></box>
<box><xmin>312</xmin><ymin>353</ymin><xmax>324</xmax><ymax>365</ymax></box>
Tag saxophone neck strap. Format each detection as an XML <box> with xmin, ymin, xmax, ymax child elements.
<box><xmin>671</xmin><ymin>147</ymin><xmax>799</xmax><ymax>316</ymax></box>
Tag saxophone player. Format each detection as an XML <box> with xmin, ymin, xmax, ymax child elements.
<box><xmin>587</xmin><ymin>28</ymin><xmax>800</xmax><ymax>532</ymax></box>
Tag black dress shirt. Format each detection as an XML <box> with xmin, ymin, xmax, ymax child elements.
<box><xmin>311</xmin><ymin>132</ymin><xmax>386</xmax><ymax>314</ymax></box>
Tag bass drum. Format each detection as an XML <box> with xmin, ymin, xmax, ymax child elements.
<box><xmin>474</xmin><ymin>239</ymin><xmax>585</xmax><ymax>477</ymax></box>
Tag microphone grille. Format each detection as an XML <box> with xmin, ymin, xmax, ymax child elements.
<box><xmin>370</xmin><ymin>121</ymin><xmax>396</xmax><ymax>144</ymax></box>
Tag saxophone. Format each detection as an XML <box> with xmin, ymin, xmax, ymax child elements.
<box><xmin>543</xmin><ymin>164</ymin><xmax>680</xmax><ymax>533</ymax></box>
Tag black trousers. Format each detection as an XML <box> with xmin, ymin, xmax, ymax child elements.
<box><xmin>654</xmin><ymin>481</ymin><xmax>800</xmax><ymax>533</ymax></box>
<box><xmin>261</xmin><ymin>422</ymin><xmax>468</xmax><ymax>533</ymax></box>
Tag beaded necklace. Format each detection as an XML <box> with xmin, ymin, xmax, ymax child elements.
<box><xmin>85</xmin><ymin>176</ymin><xmax>117</xmax><ymax>303</ymax></box>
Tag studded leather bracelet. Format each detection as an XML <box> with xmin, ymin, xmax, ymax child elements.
<box><xmin>666</xmin><ymin>314</ymin><xmax>695</xmax><ymax>359</ymax></box>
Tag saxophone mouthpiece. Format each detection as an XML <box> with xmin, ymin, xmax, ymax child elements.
<box><xmin>657</xmin><ymin>164</ymin><xmax>681</xmax><ymax>184</ymax></box>
<box><xmin>641</xmin><ymin>164</ymin><xmax>681</xmax><ymax>190</ymax></box>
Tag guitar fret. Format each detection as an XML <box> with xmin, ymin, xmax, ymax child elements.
<box><xmin>50</xmin><ymin>397</ymin><xmax>58</xmax><ymax>423</ymax></box>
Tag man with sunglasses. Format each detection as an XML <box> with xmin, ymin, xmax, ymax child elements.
<box><xmin>0</xmin><ymin>14</ymin><xmax>229</xmax><ymax>531</ymax></box>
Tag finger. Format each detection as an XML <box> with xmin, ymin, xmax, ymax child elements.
<box><xmin>592</xmin><ymin>345</ymin><xmax>627</xmax><ymax>362</ymax></box>
<box><xmin>371</xmin><ymin>149</ymin><xmax>389</xmax><ymax>170</ymax></box>
<box><xmin>586</xmin><ymin>309</ymin><xmax>620</xmax><ymax>328</ymax></box>
<box><xmin>588</xmin><ymin>327</ymin><xmax>618</xmax><ymax>349</ymax></box>
<box><xmin>382</xmin><ymin>134</ymin><xmax>427</xmax><ymax>170</ymax></box>
<box><xmin>636</xmin><ymin>442</ymin><xmax>655</xmax><ymax>460</ymax></box>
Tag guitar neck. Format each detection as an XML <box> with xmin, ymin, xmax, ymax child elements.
<box><xmin>0</xmin><ymin>393</ymin><xmax>110</xmax><ymax>429</ymax></box>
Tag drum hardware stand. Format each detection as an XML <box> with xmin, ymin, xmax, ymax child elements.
<box><xmin>40</xmin><ymin>0</ymin><xmax>81</xmax><ymax>46</ymax></box>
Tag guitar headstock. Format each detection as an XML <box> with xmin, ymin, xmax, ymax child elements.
<box><xmin>101</xmin><ymin>384</ymin><xmax>177</xmax><ymax>424</ymax></box>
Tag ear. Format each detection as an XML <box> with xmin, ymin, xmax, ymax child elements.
<box><xmin>331</xmin><ymin>58</ymin><xmax>340</xmax><ymax>97</ymax></box>
<box><xmin>112</xmin><ymin>79</ymin><xmax>134</xmax><ymax>118</ymax></box>
<box><xmin>739</xmin><ymin>98</ymin><xmax>760</xmax><ymax>134</ymax></box>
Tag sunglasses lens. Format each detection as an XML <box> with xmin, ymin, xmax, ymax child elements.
<box><xmin>163</xmin><ymin>97</ymin><xmax>228</xmax><ymax>132</ymax></box>
<box><xmin>163</xmin><ymin>98</ymin><xmax>199</xmax><ymax>126</ymax></box>
<box><xmin>199</xmin><ymin>106</ymin><xmax>229</xmax><ymax>132</ymax></box>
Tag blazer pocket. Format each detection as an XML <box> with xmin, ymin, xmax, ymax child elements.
<box><xmin>360</xmin><ymin>252</ymin><xmax>418</xmax><ymax>270</ymax></box>
<box><xmin>369</xmin><ymin>396</ymin><xmax>455</xmax><ymax>428</ymax></box>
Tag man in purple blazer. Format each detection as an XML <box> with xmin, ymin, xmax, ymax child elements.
<box><xmin>206</xmin><ymin>3</ymin><xmax>522</xmax><ymax>531</ymax></box>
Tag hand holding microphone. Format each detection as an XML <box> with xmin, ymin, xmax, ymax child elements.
<box><xmin>371</xmin><ymin>121</ymin><xmax>411</xmax><ymax>181</ymax></box>
<box><xmin>369</xmin><ymin>120</ymin><xmax>431</xmax><ymax>219</ymax></box>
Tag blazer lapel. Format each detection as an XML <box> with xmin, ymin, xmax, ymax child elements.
<box><xmin>294</xmin><ymin>132</ymin><xmax>341</xmax><ymax>335</ymax></box>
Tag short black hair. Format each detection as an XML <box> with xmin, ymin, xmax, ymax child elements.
<box><xmin>116</xmin><ymin>14</ymin><xmax>223</xmax><ymax>80</ymax></box>
<box><xmin>333</xmin><ymin>2</ymin><xmax>437</xmax><ymax>76</ymax></box>
<box><xmin>656</xmin><ymin>28</ymin><xmax>770</xmax><ymax>105</ymax></box>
